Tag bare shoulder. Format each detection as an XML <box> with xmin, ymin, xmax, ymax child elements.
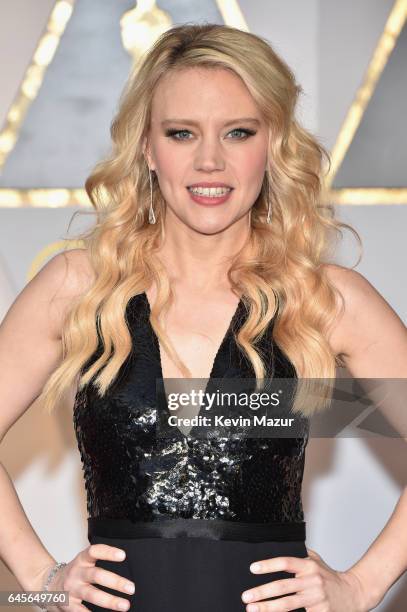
<box><xmin>36</xmin><ymin>247</ymin><xmax>94</xmax><ymax>298</ymax></box>
<box><xmin>47</xmin><ymin>247</ymin><xmax>95</xmax><ymax>291</ymax></box>
<box><xmin>321</xmin><ymin>263</ymin><xmax>407</xmax><ymax>369</ymax></box>
<box><xmin>322</xmin><ymin>263</ymin><xmax>391</xmax><ymax>314</ymax></box>
<box><xmin>31</xmin><ymin>247</ymin><xmax>95</xmax><ymax>339</ymax></box>
<box><xmin>321</xmin><ymin>263</ymin><xmax>373</xmax><ymax>304</ymax></box>
<box><xmin>0</xmin><ymin>248</ymin><xmax>96</xmax><ymax>439</ymax></box>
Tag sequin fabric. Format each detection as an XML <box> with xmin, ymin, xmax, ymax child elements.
<box><xmin>73</xmin><ymin>293</ymin><xmax>309</xmax><ymax>523</ymax></box>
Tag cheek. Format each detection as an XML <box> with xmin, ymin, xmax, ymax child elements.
<box><xmin>238</xmin><ymin>159</ymin><xmax>267</xmax><ymax>202</ymax></box>
<box><xmin>154</xmin><ymin>149</ymin><xmax>188</xmax><ymax>190</ymax></box>
<box><xmin>233</xmin><ymin>143</ymin><xmax>268</xmax><ymax>182</ymax></box>
<box><xmin>155</xmin><ymin>154</ymin><xmax>177</xmax><ymax>179</ymax></box>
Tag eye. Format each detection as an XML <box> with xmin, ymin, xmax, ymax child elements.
<box><xmin>165</xmin><ymin>129</ymin><xmax>192</xmax><ymax>140</ymax></box>
<box><xmin>227</xmin><ymin>128</ymin><xmax>257</xmax><ymax>139</ymax></box>
<box><xmin>164</xmin><ymin>127</ymin><xmax>257</xmax><ymax>141</ymax></box>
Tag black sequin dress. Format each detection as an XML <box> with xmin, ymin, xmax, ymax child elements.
<box><xmin>73</xmin><ymin>292</ymin><xmax>309</xmax><ymax>611</ymax></box>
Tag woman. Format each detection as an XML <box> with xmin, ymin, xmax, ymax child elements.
<box><xmin>0</xmin><ymin>23</ymin><xmax>406</xmax><ymax>612</ymax></box>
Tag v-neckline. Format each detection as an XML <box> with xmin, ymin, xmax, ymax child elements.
<box><xmin>140</xmin><ymin>291</ymin><xmax>245</xmax><ymax>435</ymax></box>
<box><xmin>141</xmin><ymin>290</ymin><xmax>244</xmax><ymax>385</ymax></box>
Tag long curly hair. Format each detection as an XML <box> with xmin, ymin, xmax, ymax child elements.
<box><xmin>39</xmin><ymin>23</ymin><xmax>361</xmax><ymax>417</ymax></box>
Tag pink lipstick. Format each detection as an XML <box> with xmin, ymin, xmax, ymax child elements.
<box><xmin>186</xmin><ymin>182</ymin><xmax>234</xmax><ymax>207</ymax></box>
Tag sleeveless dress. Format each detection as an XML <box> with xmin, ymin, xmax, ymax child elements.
<box><xmin>73</xmin><ymin>292</ymin><xmax>309</xmax><ymax>611</ymax></box>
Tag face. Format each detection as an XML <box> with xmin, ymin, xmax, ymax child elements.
<box><xmin>144</xmin><ymin>67</ymin><xmax>269</xmax><ymax>235</ymax></box>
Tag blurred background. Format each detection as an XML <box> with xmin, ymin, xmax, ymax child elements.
<box><xmin>0</xmin><ymin>0</ymin><xmax>406</xmax><ymax>609</ymax></box>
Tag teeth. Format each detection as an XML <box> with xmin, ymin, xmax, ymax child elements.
<box><xmin>188</xmin><ymin>186</ymin><xmax>231</xmax><ymax>197</ymax></box>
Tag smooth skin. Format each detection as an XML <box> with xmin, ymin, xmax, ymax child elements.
<box><xmin>0</xmin><ymin>251</ymin><xmax>135</xmax><ymax>611</ymax></box>
<box><xmin>0</xmin><ymin>66</ymin><xmax>406</xmax><ymax>611</ymax></box>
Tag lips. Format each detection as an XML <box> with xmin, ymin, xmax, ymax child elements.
<box><xmin>187</xmin><ymin>183</ymin><xmax>233</xmax><ymax>189</ymax></box>
<box><xmin>186</xmin><ymin>185</ymin><xmax>234</xmax><ymax>207</ymax></box>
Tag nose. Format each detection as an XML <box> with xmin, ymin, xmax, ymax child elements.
<box><xmin>193</xmin><ymin>136</ymin><xmax>226</xmax><ymax>172</ymax></box>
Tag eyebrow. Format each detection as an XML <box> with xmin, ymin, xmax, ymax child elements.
<box><xmin>161</xmin><ymin>117</ymin><xmax>261</xmax><ymax>127</ymax></box>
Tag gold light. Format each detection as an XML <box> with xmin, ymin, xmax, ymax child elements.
<box><xmin>0</xmin><ymin>188</ymin><xmax>89</xmax><ymax>208</ymax></box>
<box><xmin>215</xmin><ymin>0</ymin><xmax>249</xmax><ymax>30</ymax></box>
<box><xmin>330</xmin><ymin>188</ymin><xmax>407</xmax><ymax>205</ymax></box>
<box><xmin>0</xmin><ymin>0</ymin><xmax>76</xmax><ymax>170</ymax></box>
<box><xmin>120</xmin><ymin>0</ymin><xmax>172</xmax><ymax>63</ymax></box>
<box><xmin>0</xmin><ymin>0</ymin><xmax>405</xmax><ymax>207</ymax></box>
<box><xmin>326</xmin><ymin>0</ymin><xmax>407</xmax><ymax>203</ymax></box>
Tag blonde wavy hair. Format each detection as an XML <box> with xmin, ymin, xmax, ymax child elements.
<box><xmin>39</xmin><ymin>23</ymin><xmax>361</xmax><ymax>418</ymax></box>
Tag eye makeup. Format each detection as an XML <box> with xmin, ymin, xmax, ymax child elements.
<box><xmin>164</xmin><ymin>127</ymin><xmax>257</xmax><ymax>140</ymax></box>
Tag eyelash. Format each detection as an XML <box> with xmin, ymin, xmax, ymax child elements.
<box><xmin>165</xmin><ymin>127</ymin><xmax>257</xmax><ymax>141</ymax></box>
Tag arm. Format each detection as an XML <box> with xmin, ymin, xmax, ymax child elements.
<box><xmin>348</xmin><ymin>487</ymin><xmax>407</xmax><ymax>608</ymax></box>
<box><xmin>0</xmin><ymin>249</ymin><xmax>93</xmax><ymax>591</ymax></box>
<box><xmin>325</xmin><ymin>264</ymin><xmax>407</xmax><ymax>608</ymax></box>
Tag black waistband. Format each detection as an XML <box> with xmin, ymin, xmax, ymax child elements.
<box><xmin>88</xmin><ymin>517</ymin><xmax>306</xmax><ymax>543</ymax></box>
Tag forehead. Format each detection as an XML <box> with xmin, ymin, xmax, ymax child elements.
<box><xmin>150</xmin><ymin>66</ymin><xmax>260</xmax><ymax>122</ymax></box>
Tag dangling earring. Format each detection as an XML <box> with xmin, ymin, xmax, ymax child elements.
<box><xmin>267</xmin><ymin>198</ymin><xmax>272</xmax><ymax>224</ymax></box>
<box><xmin>148</xmin><ymin>166</ymin><xmax>156</xmax><ymax>224</ymax></box>
<box><xmin>264</xmin><ymin>173</ymin><xmax>272</xmax><ymax>224</ymax></box>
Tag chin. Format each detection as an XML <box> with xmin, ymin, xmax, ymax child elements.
<box><xmin>186</xmin><ymin>212</ymin><xmax>237</xmax><ymax>234</ymax></box>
